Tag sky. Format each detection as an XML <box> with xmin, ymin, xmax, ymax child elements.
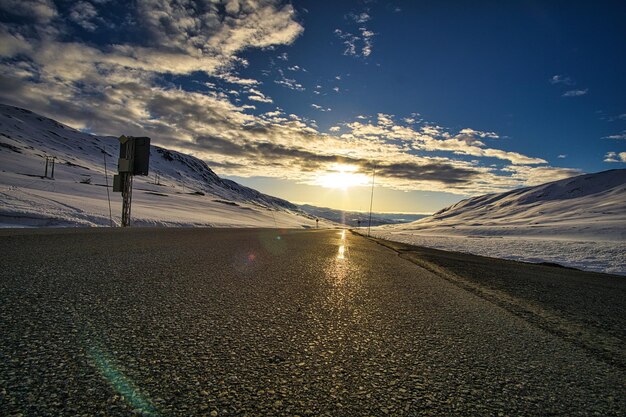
<box><xmin>0</xmin><ymin>0</ymin><xmax>625</xmax><ymax>213</ymax></box>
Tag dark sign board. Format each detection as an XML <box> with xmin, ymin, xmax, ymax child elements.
<box><xmin>118</xmin><ymin>136</ymin><xmax>151</xmax><ymax>176</ymax></box>
<box><xmin>133</xmin><ymin>137</ymin><xmax>150</xmax><ymax>176</ymax></box>
<box><xmin>113</xmin><ymin>174</ymin><xmax>122</xmax><ymax>192</ymax></box>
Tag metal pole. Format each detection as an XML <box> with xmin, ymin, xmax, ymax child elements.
<box><xmin>50</xmin><ymin>158</ymin><xmax>55</xmax><ymax>179</ymax></box>
<box><xmin>44</xmin><ymin>157</ymin><xmax>48</xmax><ymax>178</ymax></box>
<box><xmin>103</xmin><ymin>148</ymin><xmax>113</xmax><ymax>227</ymax></box>
<box><xmin>367</xmin><ymin>166</ymin><xmax>376</xmax><ymax>237</ymax></box>
<box><xmin>121</xmin><ymin>139</ymin><xmax>135</xmax><ymax>227</ymax></box>
<box><xmin>121</xmin><ymin>173</ymin><xmax>133</xmax><ymax>227</ymax></box>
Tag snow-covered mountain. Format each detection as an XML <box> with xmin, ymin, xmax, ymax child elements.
<box><xmin>0</xmin><ymin>104</ymin><xmax>327</xmax><ymax>228</ymax></box>
<box><xmin>378</xmin><ymin>169</ymin><xmax>626</xmax><ymax>241</ymax></box>
<box><xmin>371</xmin><ymin>170</ymin><xmax>626</xmax><ymax>274</ymax></box>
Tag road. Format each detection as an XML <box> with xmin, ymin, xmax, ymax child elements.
<box><xmin>0</xmin><ymin>228</ymin><xmax>624</xmax><ymax>416</ymax></box>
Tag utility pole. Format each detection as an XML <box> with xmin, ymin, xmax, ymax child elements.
<box><xmin>120</xmin><ymin>137</ymin><xmax>135</xmax><ymax>227</ymax></box>
<box><xmin>102</xmin><ymin>147</ymin><xmax>113</xmax><ymax>227</ymax></box>
<box><xmin>113</xmin><ymin>136</ymin><xmax>150</xmax><ymax>227</ymax></box>
<box><xmin>367</xmin><ymin>166</ymin><xmax>376</xmax><ymax>237</ymax></box>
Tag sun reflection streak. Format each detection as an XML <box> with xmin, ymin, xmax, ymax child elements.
<box><xmin>337</xmin><ymin>244</ymin><xmax>345</xmax><ymax>259</ymax></box>
<box><xmin>337</xmin><ymin>230</ymin><xmax>348</xmax><ymax>260</ymax></box>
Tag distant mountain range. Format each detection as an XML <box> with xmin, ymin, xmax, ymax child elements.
<box><xmin>298</xmin><ymin>204</ymin><xmax>428</xmax><ymax>227</ymax></box>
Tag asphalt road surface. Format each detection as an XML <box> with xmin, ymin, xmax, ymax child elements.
<box><xmin>0</xmin><ymin>228</ymin><xmax>624</xmax><ymax>416</ymax></box>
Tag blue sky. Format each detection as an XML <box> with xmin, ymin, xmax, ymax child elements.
<box><xmin>0</xmin><ymin>0</ymin><xmax>624</xmax><ymax>212</ymax></box>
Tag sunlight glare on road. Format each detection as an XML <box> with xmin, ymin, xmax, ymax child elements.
<box><xmin>337</xmin><ymin>229</ymin><xmax>347</xmax><ymax>260</ymax></box>
<box><xmin>337</xmin><ymin>244</ymin><xmax>345</xmax><ymax>259</ymax></box>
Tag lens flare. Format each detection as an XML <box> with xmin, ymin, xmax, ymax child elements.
<box><xmin>87</xmin><ymin>345</ymin><xmax>158</xmax><ymax>416</ymax></box>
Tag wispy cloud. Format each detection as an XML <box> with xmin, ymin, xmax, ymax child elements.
<box><xmin>562</xmin><ymin>89</ymin><xmax>588</xmax><ymax>97</ymax></box>
<box><xmin>549</xmin><ymin>74</ymin><xmax>574</xmax><ymax>85</ymax></box>
<box><xmin>603</xmin><ymin>130</ymin><xmax>626</xmax><ymax>140</ymax></box>
<box><xmin>549</xmin><ymin>74</ymin><xmax>588</xmax><ymax>98</ymax></box>
<box><xmin>348</xmin><ymin>12</ymin><xmax>371</xmax><ymax>24</ymax></box>
<box><xmin>274</xmin><ymin>79</ymin><xmax>304</xmax><ymax>91</ymax></box>
<box><xmin>218</xmin><ymin>73</ymin><xmax>261</xmax><ymax>86</ymax></box>
<box><xmin>334</xmin><ymin>9</ymin><xmax>375</xmax><ymax>58</ymax></box>
<box><xmin>311</xmin><ymin>104</ymin><xmax>331</xmax><ymax>112</ymax></box>
<box><xmin>247</xmin><ymin>88</ymin><xmax>273</xmax><ymax>104</ymax></box>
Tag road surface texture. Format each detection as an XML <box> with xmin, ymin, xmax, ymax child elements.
<box><xmin>0</xmin><ymin>228</ymin><xmax>624</xmax><ymax>416</ymax></box>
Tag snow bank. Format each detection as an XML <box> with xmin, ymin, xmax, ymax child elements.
<box><xmin>369</xmin><ymin>231</ymin><xmax>626</xmax><ymax>275</ymax></box>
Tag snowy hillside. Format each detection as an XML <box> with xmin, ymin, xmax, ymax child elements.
<box><xmin>0</xmin><ymin>104</ymin><xmax>328</xmax><ymax>228</ymax></box>
<box><xmin>379</xmin><ymin>169</ymin><xmax>626</xmax><ymax>240</ymax></box>
<box><xmin>372</xmin><ymin>170</ymin><xmax>626</xmax><ymax>274</ymax></box>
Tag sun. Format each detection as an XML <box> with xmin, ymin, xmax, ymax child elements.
<box><xmin>317</xmin><ymin>164</ymin><xmax>370</xmax><ymax>189</ymax></box>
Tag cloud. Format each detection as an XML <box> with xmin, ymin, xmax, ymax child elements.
<box><xmin>135</xmin><ymin>0</ymin><xmax>303</xmax><ymax>56</ymax></box>
<box><xmin>604</xmin><ymin>152</ymin><xmax>626</xmax><ymax>163</ymax></box>
<box><xmin>346</xmin><ymin>119</ymin><xmax>545</xmax><ymax>165</ymax></box>
<box><xmin>0</xmin><ymin>0</ymin><xmax>303</xmax><ymax>81</ymax></box>
<box><xmin>557</xmin><ymin>154</ymin><xmax>567</xmax><ymax>159</ymax></box>
<box><xmin>562</xmin><ymin>89</ymin><xmax>588</xmax><ymax>97</ymax></box>
<box><xmin>274</xmin><ymin>69</ymin><xmax>305</xmax><ymax>91</ymax></box>
<box><xmin>217</xmin><ymin>73</ymin><xmax>260</xmax><ymax>86</ymax></box>
<box><xmin>246</xmin><ymin>88</ymin><xmax>272</xmax><ymax>103</ymax></box>
<box><xmin>348</xmin><ymin>12</ymin><xmax>370</xmax><ymax>24</ymax></box>
<box><xmin>248</xmin><ymin>95</ymin><xmax>273</xmax><ymax>103</ymax></box>
<box><xmin>0</xmin><ymin>1</ymin><xmax>581</xmax><ymax>196</ymax></box>
<box><xmin>0</xmin><ymin>0</ymin><xmax>57</xmax><ymax>23</ymax></box>
<box><xmin>501</xmin><ymin>166</ymin><xmax>582</xmax><ymax>186</ymax></box>
<box><xmin>68</xmin><ymin>1</ymin><xmax>99</xmax><ymax>31</ymax></box>
<box><xmin>263</xmin><ymin>110</ymin><xmax>282</xmax><ymax>117</ymax></box>
<box><xmin>335</xmin><ymin>27</ymin><xmax>374</xmax><ymax>58</ymax></box>
<box><xmin>603</xmin><ymin>130</ymin><xmax>626</xmax><ymax>140</ymax></box>
<box><xmin>311</xmin><ymin>104</ymin><xmax>331</xmax><ymax>112</ymax></box>
<box><xmin>549</xmin><ymin>74</ymin><xmax>574</xmax><ymax>85</ymax></box>
<box><xmin>334</xmin><ymin>9</ymin><xmax>375</xmax><ymax>58</ymax></box>
<box><xmin>0</xmin><ymin>28</ymin><xmax>32</xmax><ymax>57</ymax></box>
<box><xmin>550</xmin><ymin>75</ymin><xmax>588</xmax><ymax>98</ymax></box>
